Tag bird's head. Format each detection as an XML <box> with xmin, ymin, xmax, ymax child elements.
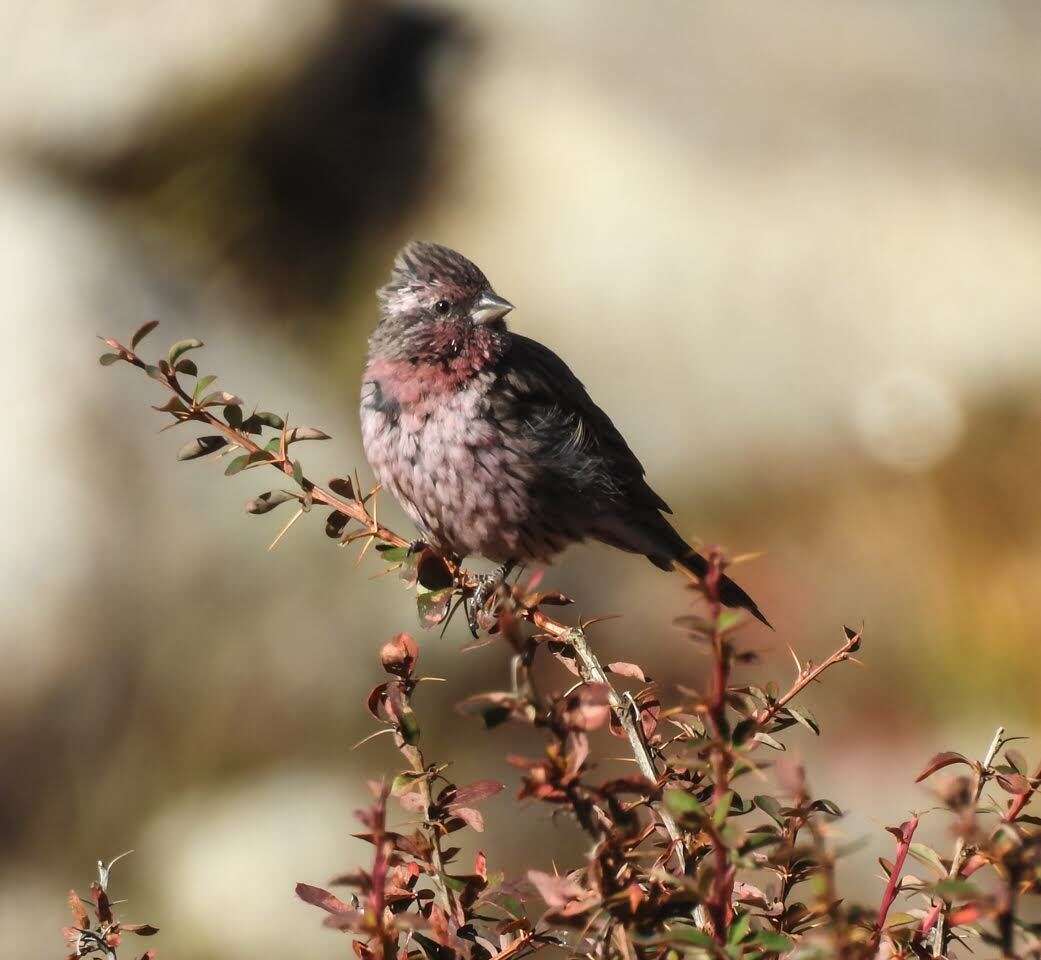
<box><xmin>372</xmin><ymin>242</ymin><xmax>513</xmax><ymax>361</ymax></box>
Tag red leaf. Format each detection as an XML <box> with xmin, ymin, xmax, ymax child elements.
<box><xmin>996</xmin><ymin>772</ymin><xmax>1031</xmax><ymax>795</ymax></box>
<box><xmin>474</xmin><ymin>851</ymin><xmax>487</xmax><ymax>881</ymax></box>
<box><xmin>122</xmin><ymin>924</ymin><xmax>160</xmax><ymax>936</ymax></box>
<box><xmin>398</xmin><ymin>792</ymin><xmax>427</xmax><ymax>813</ymax></box>
<box><xmin>89</xmin><ymin>882</ymin><xmax>113</xmax><ymax>924</ymax></box>
<box><xmin>323</xmin><ymin>910</ymin><xmax>369</xmax><ymax>931</ymax></box>
<box><xmin>366</xmin><ymin>683</ymin><xmax>389</xmax><ymax>720</ymax></box>
<box><xmin>527</xmin><ymin>870</ymin><xmax>586</xmax><ymax>909</ymax></box>
<box><xmin>380</xmin><ymin>633</ymin><xmax>419</xmax><ymax>678</ymax></box>
<box><xmin>638</xmin><ymin>697</ymin><xmax>661</xmax><ymax>738</ymax></box>
<box><xmin>449</xmin><ymin>806</ymin><xmax>485</xmax><ymax>832</ymax></box>
<box><xmin>446</xmin><ymin>780</ymin><xmax>505</xmax><ymax>807</ymax></box>
<box><xmin>607</xmin><ymin>661</ymin><xmax>648</xmax><ymax>681</ymax></box>
<box><xmin>949</xmin><ymin>902</ymin><xmax>987</xmax><ymax>926</ymax></box>
<box><xmin>915</xmin><ymin>751</ymin><xmax>971</xmax><ymax>783</ymax></box>
<box><xmin>295</xmin><ymin>882</ymin><xmax>353</xmax><ymax>915</ymax></box>
<box><xmin>68</xmin><ymin>890</ymin><xmax>89</xmax><ymax>930</ymax></box>
<box><xmin>561</xmin><ymin>684</ymin><xmax>611</xmax><ymax>731</ymax></box>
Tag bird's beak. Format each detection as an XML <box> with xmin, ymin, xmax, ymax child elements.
<box><xmin>471</xmin><ymin>291</ymin><xmax>514</xmax><ymax>325</ymax></box>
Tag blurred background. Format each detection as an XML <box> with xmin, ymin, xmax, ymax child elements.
<box><xmin>6</xmin><ymin>0</ymin><xmax>1041</xmax><ymax>955</ymax></box>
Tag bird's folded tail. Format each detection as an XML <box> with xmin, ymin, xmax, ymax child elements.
<box><xmin>673</xmin><ymin>549</ymin><xmax>773</xmax><ymax>630</ymax></box>
<box><xmin>591</xmin><ymin>513</ymin><xmax>773</xmax><ymax>629</ymax></box>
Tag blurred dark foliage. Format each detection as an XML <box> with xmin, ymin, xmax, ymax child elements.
<box><xmin>40</xmin><ymin>3</ymin><xmax>465</xmax><ymax>308</ymax></box>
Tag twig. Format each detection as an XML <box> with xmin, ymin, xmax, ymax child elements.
<box><xmin>755</xmin><ymin>627</ymin><xmax>862</xmax><ymax>727</ymax></box>
<box><xmin>108</xmin><ymin>332</ymin><xmax>692</xmax><ymax>902</ymax></box>
<box><xmin>931</xmin><ymin>725</ymin><xmax>1005</xmax><ymax>958</ymax></box>
<box><xmin>544</xmin><ymin>618</ymin><xmax>686</xmax><ymax>872</ymax></box>
<box><xmin>875</xmin><ymin>815</ymin><xmax>920</xmax><ymax>940</ymax></box>
<box><xmin>401</xmin><ymin>742</ymin><xmax>464</xmax><ymax>927</ymax></box>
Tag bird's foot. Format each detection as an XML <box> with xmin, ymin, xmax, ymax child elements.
<box><xmin>464</xmin><ymin>561</ymin><xmax>516</xmax><ymax>638</ymax></box>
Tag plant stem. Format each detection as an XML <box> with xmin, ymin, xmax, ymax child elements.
<box><xmin>401</xmin><ymin>743</ymin><xmax>464</xmax><ymax>926</ymax></box>
<box><xmin>931</xmin><ymin>725</ymin><xmax>1004</xmax><ymax>958</ymax></box>
<box><xmin>875</xmin><ymin>815</ymin><xmax>920</xmax><ymax>937</ymax></box>
<box><xmin>754</xmin><ymin>628</ymin><xmax>861</xmax><ymax>727</ymax></box>
<box><xmin>545</xmin><ymin>618</ymin><xmax>685</xmax><ymax>871</ymax></box>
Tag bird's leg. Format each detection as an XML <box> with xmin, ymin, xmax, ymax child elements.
<box><xmin>465</xmin><ymin>559</ymin><xmax>517</xmax><ymax>638</ymax></box>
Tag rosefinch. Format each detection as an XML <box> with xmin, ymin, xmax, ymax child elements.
<box><xmin>361</xmin><ymin>242</ymin><xmax>770</xmax><ymax>629</ymax></box>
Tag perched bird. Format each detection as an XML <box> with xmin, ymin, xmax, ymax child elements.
<box><xmin>360</xmin><ymin>242</ymin><xmax>770</xmax><ymax>629</ymax></box>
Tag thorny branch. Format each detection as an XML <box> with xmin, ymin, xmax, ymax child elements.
<box><xmin>100</xmin><ymin>326</ymin><xmax>693</xmax><ymax>860</ymax></box>
<box><xmin>92</xmin><ymin>323</ymin><xmax>1041</xmax><ymax>960</ymax></box>
<box><xmin>931</xmin><ymin>726</ymin><xmax>1005</xmax><ymax>958</ymax></box>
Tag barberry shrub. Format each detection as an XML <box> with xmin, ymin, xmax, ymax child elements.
<box><xmin>75</xmin><ymin>324</ymin><xmax>1040</xmax><ymax>960</ymax></box>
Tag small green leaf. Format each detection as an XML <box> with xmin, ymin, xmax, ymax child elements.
<box><xmin>152</xmin><ymin>396</ymin><xmax>188</xmax><ymax>415</ymax></box>
<box><xmin>131</xmin><ymin>319</ymin><xmax>159</xmax><ymax>348</ymax></box>
<box><xmin>884</xmin><ymin>912</ymin><xmax>916</xmax><ymax>929</ymax></box>
<box><xmin>174</xmin><ymin>358</ymin><xmax>198</xmax><ymax>376</ymax></box>
<box><xmin>808</xmin><ymin>798</ymin><xmax>842</xmax><ymax>817</ymax></box>
<box><xmin>224</xmin><ymin>404</ymin><xmax>243</xmax><ymax>428</ymax></box>
<box><xmin>177</xmin><ymin>436</ymin><xmax>227</xmax><ymax>460</ymax></box>
<box><xmin>664</xmin><ymin>789</ymin><xmax>704</xmax><ymax>819</ymax></box>
<box><xmin>749</xmin><ymin>931</ymin><xmax>792</xmax><ymax>952</ymax></box>
<box><xmin>733</xmin><ymin>717</ymin><xmax>757</xmax><ymax>745</ymax></box>
<box><xmin>787</xmin><ymin>706</ymin><xmax>820</xmax><ymax>736</ymax></box>
<box><xmin>908</xmin><ymin>842</ymin><xmax>947</xmax><ymax>877</ymax></box>
<box><xmin>245</xmin><ymin>491</ymin><xmax>298</xmax><ymax>515</ymax></box>
<box><xmin>667</xmin><ymin>926</ymin><xmax>715</xmax><ymax>948</ymax></box>
<box><xmin>200</xmin><ymin>390</ymin><xmax>243</xmax><ymax>408</ymax></box>
<box><xmin>168</xmin><ymin>338</ymin><xmax>203</xmax><ymax>366</ymax></box>
<box><xmin>193</xmin><ymin>375</ymin><xmax>217</xmax><ymax>401</ymax></box>
<box><xmin>399</xmin><ymin>710</ymin><xmax>421</xmax><ymax>745</ymax></box>
<box><xmin>224</xmin><ymin>454</ymin><xmax>250</xmax><ymax>476</ymax></box>
<box><xmin>417</xmin><ymin>588</ymin><xmax>454</xmax><ymax>628</ymax></box>
<box><xmin>934</xmin><ymin>879</ymin><xmax>981</xmax><ymax>900</ymax></box>
<box><xmin>717</xmin><ymin>609</ymin><xmax>742</xmax><ymax>632</ymax></box>
<box><xmin>727</xmin><ymin>912</ymin><xmax>751</xmax><ymax>945</ymax></box>
<box><xmin>391</xmin><ymin>771</ymin><xmax>424</xmax><ymax>795</ymax></box>
<box><xmin>254</xmin><ymin>412</ymin><xmax>285</xmax><ymax>430</ymax></box>
<box><xmin>714</xmin><ymin>791</ymin><xmax>734</xmax><ymax>828</ymax></box>
<box><xmin>753</xmin><ymin>732</ymin><xmax>786</xmax><ymax>751</ymax></box>
<box><xmin>291</xmin><ymin>460</ymin><xmax>304</xmax><ymax>487</ymax></box>
<box><xmin>378</xmin><ymin>546</ymin><xmax>410</xmax><ymax>563</ymax></box>
<box><xmin>98</xmin><ymin>352</ymin><xmax>121</xmax><ymax>366</ymax></box>
<box><xmin>287</xmin><ymin>427</ymin><xmax>331</xmax><ymax>442</ymax></box>
<box><xmin>753</xmin><ymin>795</ymin><xmax>785</xmax><ymax>826</ymax></box>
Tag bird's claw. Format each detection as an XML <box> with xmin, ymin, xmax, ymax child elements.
<box><xmin>464</xmin><ymin>561</ymin><xmax>516</xmax><ymax>638</ymax></box>
<box><xmin>465</xmin><ymin>574</ymin><xmax>498</xmax><ymax>638</ymax></box>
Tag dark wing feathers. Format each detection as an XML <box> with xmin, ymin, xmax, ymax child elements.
<box><xmin>494</xmin><ymin>335</ymin><xmax>671</xmax><ymax>514</ymax></box>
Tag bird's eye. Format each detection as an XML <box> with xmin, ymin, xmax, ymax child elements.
<box><xmin>434</xmin><ymin>299</ymin><xmax>450</xmax><ymax>314</ymax></box>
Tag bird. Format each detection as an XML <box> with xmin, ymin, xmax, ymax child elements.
<box><xmin>360</xmin><ymin>241</ymin><xmax>770</xmax><ymax>631</ymax></box>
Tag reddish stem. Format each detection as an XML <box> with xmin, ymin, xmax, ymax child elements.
<box><xmin>875</xmin><ymin>816</ymin><xmax>920</xmax><ymax>936</ymax></box>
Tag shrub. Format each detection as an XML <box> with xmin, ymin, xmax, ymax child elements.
<box><xmin>76</xmin><ymin>324</ymin><xmax>1040</xmax><ymax>960</ymax></box>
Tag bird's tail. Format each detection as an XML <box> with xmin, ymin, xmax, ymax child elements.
<box><xmin>671</xmin><ymin>548</ymin><xmax>773</xmax><ymax>630</ymax></box>
<box><xmin>594</xmin><ymin>513</ymin><xmax>773</xmax><ymax>629</ymax></box>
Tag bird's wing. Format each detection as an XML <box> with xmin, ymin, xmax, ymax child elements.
<box><xmin>491</xmin><ymin>334</ymin><xmax>671</xmax><ymax>515</ymax></box>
